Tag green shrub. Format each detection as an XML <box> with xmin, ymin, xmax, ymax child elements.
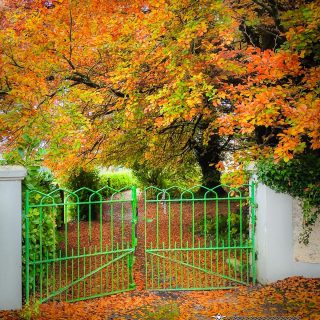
<box><xmin>65</xmin><ymin>167</ymin><xmax>101</xmax><ymax>220</ymax></box>
<box><xmin>195</xmin><ymin>211</ymin><xmax>249</xmax><ymax>243</ymax></box>
<box><xmin>23</xmin><ymin>169</ymin><xmax>61</xmax><ymax>297</ymax></box>
<box><xmin>99</xmin><ymin>170</ymin><xmax>137</xmax><ymax>194</ymax></box>
<box><xmin>2</xmin><ymin>134</ymin><xmax>62</xmax><ymax>299</ymax></box>
<box><xmin>132</xmin><ymin>165</ymin><xmax>167</xmax><ymax>189</ymax></box>
<box><xmin>19</xmin><ymin>300</ymin><xmax>41</xmax><ymax>320</ymax></box>
<box><xmin>257</xmin><ymin>154</ymin><xmax>320</xmax><ymax>245</ymax></box>
<box><xmin>132</xmin><ymin>160</ymin><xmax>202</xmax><ymax>193</ymax></box>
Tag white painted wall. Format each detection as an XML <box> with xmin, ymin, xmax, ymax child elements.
<box><xmin>254</xmin><ymin>181</ymin><xmax>320</xmax><ymax>284</ymax></box>
<box><xmin>0</xmin><ymin>166</ymin><xmax>27</xmax><ymax>310</ymax></box>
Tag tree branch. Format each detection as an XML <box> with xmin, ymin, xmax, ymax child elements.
<box><xmin>4</xmin><ymin>52</ymin><xmax>24</xmax><ymax>69</ymax></box>
<box><xmin>65</xmin><ymin>72</ymin><xmax>126</xmax><ymax>98</ymax></box>
<box><xmin>252</xmin><ymin>0</ymin><xmax>284</xmax><ymax>32</ymax></box>
<box><xmin>68</xmin><ymin>5</ymin><xmax>73</xmax><ymax>63</ymax></box>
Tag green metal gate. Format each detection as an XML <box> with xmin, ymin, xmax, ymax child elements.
<box><xmin>24</xmin><ymin>183</ymin><xmax>256</xmax><ymax>303</ymax></box>
<box><xmin>144</xmin><ymin>184</ymin><xmax>256</xmax><ymax>290</ymax></box>
<box><xmin>24</xmin><ymin>186</ymin><xmax>138</xmax><ymax>303</ymax></box>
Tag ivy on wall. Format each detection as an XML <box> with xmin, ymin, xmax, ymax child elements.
<box><xmin>257</xmin><ymin>154</ymin><xmax>320</xmax><ymax>245</ymax></box>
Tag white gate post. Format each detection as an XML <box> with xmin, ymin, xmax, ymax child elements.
<box><xmin>0</xmin><ymin>166</ymin><xmax>27</xmax><ymax>310</ymax></box>
<box><xmin>248</xmin><ymin>164</ymin><xmax>320</xmax><ymax>284</ymax></box>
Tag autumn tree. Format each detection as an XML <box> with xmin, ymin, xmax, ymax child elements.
<box><xmin>218</xmin><ymin>0</ymin><xmax>320</xmax><ymax>164</ymax></box>
<box><xmin>0</xmin><ymin>0</ymin><xmax>319</xmax><ymax>187</ymax></box>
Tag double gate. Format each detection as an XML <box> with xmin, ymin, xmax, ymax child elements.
<box><xmin>24</xmin><ymin>184</ymin><xmax>255</xmax><ymax>303</ymax></box>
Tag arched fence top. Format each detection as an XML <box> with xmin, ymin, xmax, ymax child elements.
<box><xmin>26</xmin><ymin>183</ymin><xmax>254</xmax><ymax>205</ymax></box>
<box><xmin>26</xmin><ymin>185</ymin><xmax>135</xmax><ymax>206</ymax></box>
<box><xmin>144</xmin><ymin>184</ymin><xmax>253</xmax><ymax>200</ymax></box>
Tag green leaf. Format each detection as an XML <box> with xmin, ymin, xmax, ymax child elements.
<box><xmin>18</xmin><ymin>147</ymin><xmax>25</xmax><ymax>159</ymax></box>
<box><xmin>22</xmin><ymin>134</ymin><xmax>32</xmax><ymax>143</ymax></box>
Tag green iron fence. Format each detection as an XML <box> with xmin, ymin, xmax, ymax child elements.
<box><xmin>144</xmin><ymin>183</ymin><xmax>256</xmax><ymax>290</ymax></box>
<box><xmin>24</xmin><ymin>186</ymin><xmax>138</xmax><ymax>303</ymax></box>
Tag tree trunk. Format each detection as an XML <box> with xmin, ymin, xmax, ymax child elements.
<box><xmin>193</xmin><ymin>135</ymin><xmax>225</xmax><ymax>195</ymax></box>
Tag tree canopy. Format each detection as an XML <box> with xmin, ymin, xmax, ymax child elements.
<box><xmin>0</xmin><ymin>0</ymin><xmax>319</xmax><ymax>183</ymax></box>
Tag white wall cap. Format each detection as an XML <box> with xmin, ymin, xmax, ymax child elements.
<box><xmin>0</xmin><ymin>166</ymin><xmax>27</xmax><ymax>181</ymax></box>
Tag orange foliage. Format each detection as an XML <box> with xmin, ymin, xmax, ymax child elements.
<box><xmin>0</xmin><ymin>0</ymin><xmax>319</xmax><ymax>175</ymax></box>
